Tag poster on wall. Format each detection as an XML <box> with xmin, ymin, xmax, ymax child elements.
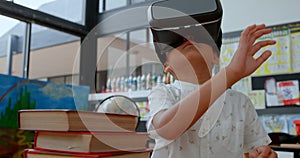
<box><xmin>265</xmin><ymin>78</ymin><xmax>300</xmax><ymax>107</ymax></box>
<box><xmin>291</xmin><ymin>30</ymin><xmax>300</xmax><ymax>72</ymax></box>
<box><xmin>253</xmin><ymin>29</ymin><xmax>291</xmax><ymax>76</ymax></box>
<box><xmin>0</xmin><ymin>74</ymin><xmax>90</xmax><ymax>158</ymax></box>
<box><xmin>260</xmin><ymin>115</ymin><xmax>289</xmax><ymax>134</ymax></box>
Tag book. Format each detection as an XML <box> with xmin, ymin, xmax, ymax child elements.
<box><xmin>23</xmin><ymin>149</ymin><xmax>152</xmax><ymax>158</ymax></box>
<box><xmin>261</xmin><ymin>115</ymin><xmax>289</xmax><ymax>133</ymax></box>
<box><xmin>33</xmin><ymin>131</ymin><xmax>149</xmax><ymax>153</ymax></box>
<box><xmin>276</xmin><ymin>80</ymin><xmax>300</xmax><ymax>105</ymax></box>
<box><xmin>0</xmin><ymin>74</ymin><xmax>90</xmax><ymax>158</ymax></box>
<box><xmin>18</xmin><ymin>110</ymin><xmax>138</xmax><ymax>132</ymax></box>
<box><xmin>248</xmin><ymin>90</ymin><xmax>266</xmax><ymax>109</ymax></box>
<box><xmin>286</xmin><ymin>115</ymin><xmax>300</xmax><ymax>135</ymax></box>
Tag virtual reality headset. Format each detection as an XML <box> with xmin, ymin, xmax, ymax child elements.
<box><xmin>148</xmin><ymin>0</ymin><xmax>223</xmax><ymax>63</ymax></box>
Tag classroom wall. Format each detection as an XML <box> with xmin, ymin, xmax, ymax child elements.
<box><xmin>220</xmin><ymin>0</ymin><xmax>300</xmax><ymax>33</ymax></box>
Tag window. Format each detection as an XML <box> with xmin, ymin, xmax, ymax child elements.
<box><xmin>0</xmin><ymin>15</ymin><xmax>26</xmax><ymax>77</ymax></box>
<box><xmin>129</xmin><ymin>29</ymin><xmax>164</xmax><ymax>90</ymax></box>
<box><xmin>48</xmin><ymin>75</ymin><xmax>79</xmax><ymax>85</ymax></box>
<box><xmin>29</xmin><ymin>24</ymin><xmax>80</xmax><ymax>83</ymax></box>
<box><xmin>13</xmin><ymin>0</ymin><xmax>86</xmax><ymax>25</ymax></box>
<box><xmin>95</xmin><ymin>28</ymin><xmax>161</xmax><ymax>93</ymax></box>
<box><xmin>48</xmin><ymin>76</ymin><xmax>65</xmax><ymax>84</ymax></box>
<box><xmin>132</xmin><ymin>0</ymin><xmax>147</xmax><ymax>4</ymax></box>
<box><xmin>99</xmin><ymin>0</ymin><xmax>148</xmax><ymax>12</ymax></box>
<box><xmin>99</xmin><ymin>0</ymin><xmax>104</xmax><ymax>13</ymax></box>
<box><xmin>105</xmin><ymin>0</ymin><xmax>127</xmax><ymax>11</ymax></box>
<box><xmin>30</xmin><ymin>24</ymin><xmax>80</xmax><ymax>50</ymax></box>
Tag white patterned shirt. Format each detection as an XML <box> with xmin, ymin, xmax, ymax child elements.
<box><xmin>147</xmin><ymin>80</ymin><xmax>271</xmax><ymax>158</ymax></box>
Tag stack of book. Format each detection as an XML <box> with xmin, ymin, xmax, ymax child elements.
<box><xmin>18</xmin><ymin>109</ymin><xmax>151</xmax><ymax>158</ymax></box>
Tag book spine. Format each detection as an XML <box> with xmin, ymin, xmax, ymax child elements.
<box><xmin>17</xmin><ymin>111</ymin><xmax>21</xmax><ymax>129</ymax></box>
<box><xmin>33</xmin><ymin>146</ymin><xmax>148</xmax><ymax>154</ymax></box>
<box><xmin>35</xmin><ymin>130</ymin><xmax>149</xmax><ymax>136</ymax></box>
<box><xmin>24</xmin><ymin>149</ymin><xmax>109</xmax><ymax>158</ymax></box>
<box><xmin>23</xmin><ymin>149</ymin><xmax>29</xmax><ymax>158</ymax></box>
<box><xmin>33</xmin><ymin>131</ymin><xmax>38</xmax><ymax>149</ymax></box>
<box><xmin>24</xmin><ymin>149</ymin><xmax>152</xmax><ymax>158</ymax></box>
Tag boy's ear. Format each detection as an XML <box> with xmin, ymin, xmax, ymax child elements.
<box><xmin>163</xmin><ymin>63</ymin><xmax>172</xmax><ymax>73</ymax></box>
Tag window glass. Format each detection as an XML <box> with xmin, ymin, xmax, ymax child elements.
<box><xmin>130</xmin><ymin>29</ymin><xmax>163</xmax><ymax>89</ymax></box>
<box><xmin>99</xmin><ymin>0</ymin><xmax>104</xmax><ymax>13</ymax></box>
<box><xmin>96</xmin><ymin>28</ymin><xmax>160</xmax><ymax>93</ymax></box>
<box><xmin>0</xmin><ymin>15</ymin><xmax>26</xmax><ymax>77</ymax></box>
<box><xmin>105</xmin><ymin>0</ymin><xmax>127</xmax><ymax>11</ymax></box>
<box><xmin>66</xmin><ymin>74</ymin><xmax>79</xmax><ymax>85</ymax></box>
<box><xmin>29</xmin><ymin>24</ymin><xmax>81</xmax><ymax>83</ymax></box>
<box><xmin>47</xmin><ymin>75</ymin><xmax>79</xmax><ymax>85</ymax></box>
<box><xmin>99</xmin><ymin>0</ymin><xmax>148</xmax><ymax>13</ymax></box>
<box><xmin>132</xmin><ymin>0</ymin><xmax>146</xmax><ymax>4</ymax></box>
<box><xmin>96</xmin><ymin>33</ymin><xmax>127</xmax><ymax>92</ymax></box>
<box><xmin>96</xmin><ymin>33</ymin><xmax>126</xmax><ymax>92</ymax></box>
<box><xmin>30</xmin><ymin>24</ymin><xmax>80</xmax><ymax>50</ymax></box>
<box><xmin>13</xmin><ymin>0</ymin><xmax>86</xmax><ymax>25</ymax></box>
<box><xmin>130</xmin><ymin>29</ymin><xmax>148</xmax><ymax>43</ymax></box>
<box><xmin>48</xmin><ymin>76</ymin><xmax>65</xmax><ymax>84</ymax></box>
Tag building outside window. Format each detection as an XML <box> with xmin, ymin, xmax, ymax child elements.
<box><xmin>0</xmin><ymin>15</ymin><xmax>26</xmax><ymax>78</ymax></box>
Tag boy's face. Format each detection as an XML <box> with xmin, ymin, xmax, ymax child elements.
<box><xmin>164</xmin><ymin>39</ymin><xmax>219</xmax><ymax>82</ymax></box>
<box><xmin>152</xmin><ymin>26</ymin><xmax>221</xmax><ymax>64</ymax></box>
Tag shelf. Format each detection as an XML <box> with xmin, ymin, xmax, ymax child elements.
<box><xmin>89</xmin><ymin>90</ymin><xmax>150</xmax><ymax>102</ymax></box>
<box><xmin>251</xmin><ymin>72</ymin><xmax>300</xmax><ymax>90</ymax></box>
<box><xmin>251</xmin><ymin>73</ymin><xmax>300</xmax><ymax>116</ymax></box>
<box><xmin>89</xmin><ymin>91</ymin><xmax>300</xmax><ymax>116</ymax></box>
<box><xmin>256</xmin><ymin>106</ymin><xmax>300</xmax><ymax>115</ymax></box>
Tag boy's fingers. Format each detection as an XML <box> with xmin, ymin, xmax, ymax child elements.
<box><xmin>241</xmin><ymin>24</ymin><xmax>256</xmax><ymax>41</ymax></box>
<box><xmin>254</xmin><ymin>28</ymin><xmax>272</xmax><ymax>38</ymax></box>
<box><xmin>255</xmin><ymin>50</ymin><xmax>272</xmax><ymax>67</ymax></box>
<box><xmin>241</xmin><ymin>24</ymin><xmax>269</xmax><ymax>48</ymax></box>
<box><xmin>262</xmin><ymin>152</ymin><xmax>278</xmax><ymax>158</ymax></box>
<box><xmin>250</xmin><ymin>28</ymin><xmax>273</xmax><ymax>44</ymax></box>
<box><xmin>251</xmin><ymin>40</ymin><xmax>276</xmax><ymax>55</ymax></box>
<box><xmin>243</xmin><ymin>24</ymin><xmax>257</xmax><ymax>35</ymax></box>
<box><xmin>256</xmin><ymin>146</ymin><xmax>276</xmax><ymax>158</ymax></box>
<box><xmin>239</xmin><ymin>25</ymin><xmax>257</xmax><ymax>51</ymax></box>
<box><xmin>270</xmin><ymin>151</ymin><xmax>278</xmax><ymax>158</ymax></box>
<box><xmin>249</xmin><ymin>148</ymin><xmax>260</xmax><ymax>158</ymax></box>
<box><xmin>248</xmin><ymin>24</ymin><xmax>266</xmax><ymax>36</ymax></box>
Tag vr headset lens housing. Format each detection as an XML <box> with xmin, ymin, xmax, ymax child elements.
<box><xmin>148</xmin><ymin>0</ymin><xmax>223</xmax><ymax>63</ymax></box>
<box><xmin>152</xmin><ymin>25</ymin><xmax>218</xmax><ymax>63</ymax></box>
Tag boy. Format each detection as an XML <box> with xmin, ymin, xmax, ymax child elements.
<box><xmin>147</xmin><ymin>24</ymin><xmax>278</xmax><ymax>158</ymax></box>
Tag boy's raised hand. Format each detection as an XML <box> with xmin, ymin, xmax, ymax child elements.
<box><xmin>226</xmin><ymin>24</ymin><xmax>276</xmax><ymax>82</ymax></box>
<box><xmin>248</xmin><ymin>145</ymin><xmax>278</xmax><ymax>158</ymax></box>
